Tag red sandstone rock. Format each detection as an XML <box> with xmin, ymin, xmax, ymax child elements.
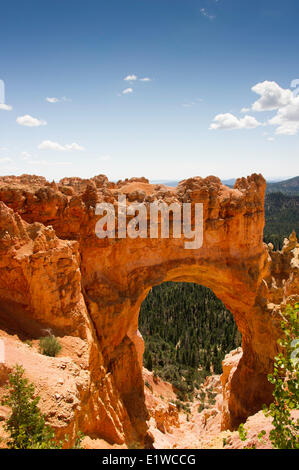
<box><xmin>0</xmin><ymin>172</ymin><xmax>298</xmax><ymax>446</ymax></box>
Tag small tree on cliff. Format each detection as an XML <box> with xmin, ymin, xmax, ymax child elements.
<box><xmin>1</xmin><ymin>365</ymin><xmax>61</xmax><ymax>449</ymax></box>
<box><xmin>263</xmin><ymin>303</ymin><xmax>299</xmax><ymax>449</ymax></box>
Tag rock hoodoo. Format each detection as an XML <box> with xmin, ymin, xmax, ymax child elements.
<box><xmin>0</xmin><ymin>173</ymin><xmax>298</xmax><ymax>446</ymax></box>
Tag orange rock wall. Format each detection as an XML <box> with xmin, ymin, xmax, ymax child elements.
<box><xmin>0</xmin><ymin>173</ymin><xmax>298</xmax><ymax>444</ymax></box>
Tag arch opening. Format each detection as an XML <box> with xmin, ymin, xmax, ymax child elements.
<box><xmin>138</xmin><ymin>281</ymin><xmax>242</xmax><ymax>444</ymax></box>
<box><xmin>139</xmin><ymin>281</ymin><xmax>241</xmax><ymax>401</ymax></box>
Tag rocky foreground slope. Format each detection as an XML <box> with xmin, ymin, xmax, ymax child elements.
<box><xmin>0</xmin><ymin>173</ymin><xmax>298</xmax><ymax>447</ymax></box>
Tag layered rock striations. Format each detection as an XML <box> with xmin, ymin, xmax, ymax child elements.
<box><xmin>0</xmin><ymin>173</ymin><xmax>298</xmax><ymax>445</ymax></box>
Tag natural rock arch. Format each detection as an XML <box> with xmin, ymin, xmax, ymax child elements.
<box><xmin>0</xmin><ymin>173</ymin><xmax>298</xmax><ymax>446</ymax></box>
<box><xmin>77</xmin><ymin>174</ymin><xmax>271</xmax><ymax>434</ymax></box>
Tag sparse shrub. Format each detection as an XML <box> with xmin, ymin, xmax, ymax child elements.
<box><xmin>245</xmin><ymin>444</ymin><xmax>256</xmax><ymax>449</ymax></box>
<box><xmin>1</xmin><ymin>365</ymin><xmax>61</xmax><ymax>449</ymax></box>
<box><xmin>153</xmin><ymin>369</ymin><xmax>159</xmax><ymax>384</ymax></box>
<box><xmin>39</xmin><ymin>335</ymin><xmax>61</xmax><ymax>357</ymax></box>
<box><xmin>235</xmin><ymin>304</ymin><xmax>299</xmax><ymax>450</ymax></box>
<box><xmin>73</xmin><ymin>431</ymin><xmax>85</xmax><ymax>449</ymax></box>
<box><xmin>184</xmin><ymin>405</ymin><xmax>191</xmax><ymax>414</ymax></box>
<box><xmin>222</xmin><ymin>436</ymin><xmax>232</xmax><ymax>447</ymax></box>
<box><xmin>262</xmin><ymin>303</ymin><xmax>299</xmax><ymax>449</ymax></box>
<box><xmin>174</xmin><ymin>399</ymin><xmax>190</xmax><ymax>414</ymax></box>
<box><xmin>198</xmin><ymin>403</ymin><xmax>205</xmax><ymax>413</ymax></box>
<box><xmin>208</xmin><ymin>398</ymin><xmax>216</xmax><ymax>406</ymax></box>
<box><xmin>257</xmin><ymin>430</ymin><xmax>267</xmax><ymax>444</ymax></box>
<box><xmin>24</xmin><ymin>339</ymin><xmax>32</xmax><ymax>347</ymax></box>
<box><xmin>145</xmin><ymin>380</ymin><xmax>153</xmax><ymax>392</ymax></box>
<box><xmin>238</xmin><ymin>423</ymin><xmax>248</xmax><ymax>442</ymax></box>
<box><xmin>177</xmin><ymin>391</ymin><xmax>186</xmax><ymax>401</ymax></box>
<box><xmin>1</xmin><ymin>365</ymin><xmax>85</xmax><ymax>449</ymax></box>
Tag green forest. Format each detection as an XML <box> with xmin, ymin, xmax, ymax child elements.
<box><xmin>140</xmin><ymin>283</ymin><xmax>241</xmax><ymax>399</ymax></box>
<box><xmin>139</xmin><ymin>191</ymin><xmax>298</xmax><ymax>399</ymax></box>
<box><xmin>264</xmin><ymin>193</ymin><xmax>299</xmax><ymax>250</ymax></box>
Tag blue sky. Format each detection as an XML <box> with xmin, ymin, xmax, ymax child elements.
<box><xmin>0</xmin><ymin>0</ymin><xmax>299</xmax><ymax>181</ymax></box>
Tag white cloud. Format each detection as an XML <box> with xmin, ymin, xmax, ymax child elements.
<box><xmin>140</xmin><ymin>77</ymin><xmax>151</xmax><ymax>82</ymax></box>
<box><xmin>267</xmin><ymin>137</ymin><xmax>275</xmax><ymax>141</ymax></box>
<box><xmin>124</xmin><ymin>75</ymin><xmax>137</xmax><ymax>81</ymax></box>
<box><xmin>200</xmin><ymin>8</ymin><xmax>215</xmax><ymax>20</ymax></box>
<box><xmin>46</xmin><ymin>97</ymin><xmax>60</xmax><ymax>103</ymax></box>
<box><xmin>0</xmin><ymin>157</ymin><xmax>12</xmax><ymax>163</ymax></box>
<box><xmin>251</xmin><ymin>81</ymin><xmax>294</xmax><ymax>111</ymax></box>
<box><xmin>250</xmin><ymin>80</ymin><xmax>299</xmax><ymax>135</ymax></box>
<box><xmin>212</xmin><ymin>80</ymin><xmax>299</xmax><ymax>135</ymax></box>
<box><xmin>38</xmin><ymin>140</ymin><xmax>65</xmax><ymax>151</ymax></box>
<box><xmin>65</xmin><ymin>142</ymin><xmax>85</xmax><ymax>151</ymax></box>
<box><xmin>272</xmin><ymin>121</ymin><xmax>299</xmax><ymax>136</ymax></box>
<box><xmin>122</xmin><ymin>88</ymin><xmax>133</xmax><ymax>95</ymax></box>
<box><xmin>0</xmin><ymin>103</ymin><xmax>12</xmax><ymax>111</ymax></box>
<box><xmin>268</xmin><ymin>96</ymin><xmax>299</xmax><ymax>135</ymax></box>
<box><xmin>16</xmin><ymin>115</ymin><xmax>47</xmax><ymax>127</ymax></box>
<box><xmin>46</xmin><ymin>96</ymin><xmax>71</xmax><ymax>103</ymax></box>
<box><xmin>38</xmin><ymin>140</ymin><xmax>85</xmax><ymax>151</ymax></box>
<box><xmin>209</xmin><ymin>113</ymin><xmax>261</xmax><ymax>130</ymax></box>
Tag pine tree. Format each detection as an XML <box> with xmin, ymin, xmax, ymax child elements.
<box><xmin>1</xmin><ymin>365</ymin><xmax>61</xmax><ymax>449</ymax></box>
<box><xmin>146</xmin><ymin>352</ymin><xmax>153</xmax><ymax>371</ymax></box>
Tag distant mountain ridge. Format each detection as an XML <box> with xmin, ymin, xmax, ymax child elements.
<box><xmin>266</xmin><ymin>176</ymin><xmax>299</xmax><ymax>195</ymax></box>
<box><xmin>151</xmin><ymin>176</ymin><xmax>299</xmax><ymax>195</ymax></box>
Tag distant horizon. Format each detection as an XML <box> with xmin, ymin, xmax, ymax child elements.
<box><xmin>1</xmin><ymin>172</ymin><xmax>296</xmax><ymax>185</ymax></box>
<box><xmin>151</xmin><ymin>176</ymin><xmax>296</xmax><ymax>185</ymax></box>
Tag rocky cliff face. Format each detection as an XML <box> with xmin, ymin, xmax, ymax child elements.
<box><xmin>0</xmin><ymin>173</ymin><xmax>298</xmax><ymax>446</ymax></box>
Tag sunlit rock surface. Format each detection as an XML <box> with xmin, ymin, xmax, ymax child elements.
<box><xmin>0</xmin><ymin>173</ymin><xmax>298</xmax><ymax>446</ymax></box>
